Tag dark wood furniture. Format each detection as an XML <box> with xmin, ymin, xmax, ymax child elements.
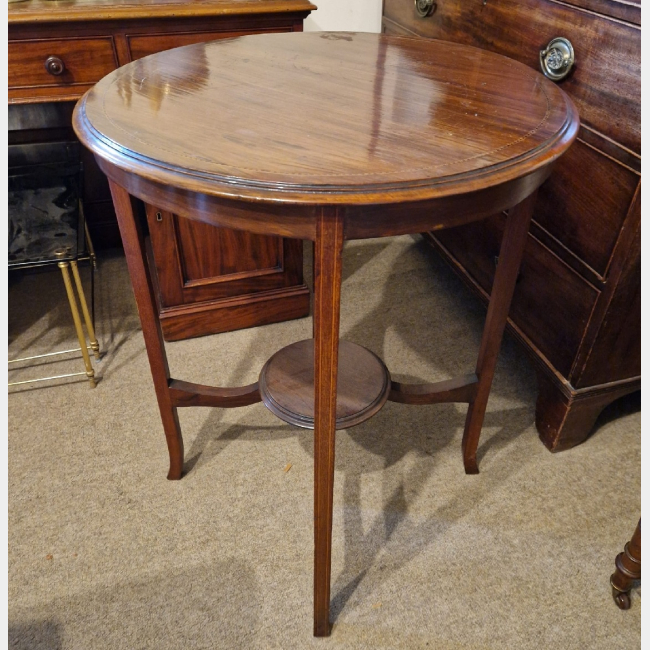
<box><xmin>9</xmin><ymin>0</ymin><xmax>315</xmax><ymax>339</ymax></box>
<box><xmin>73</xmin><ymin>32</ymin><xmax>578</xmax><ymax>635</ymax></box>
<box><xmin>610</xmin><ymin>519</ymin><xmax>641</xmax><ymax>609</ymax></box>
<box><xmin>382</xmin><ymin>0</ymin><xmax>641</xmax><ymax>453</ymax></box>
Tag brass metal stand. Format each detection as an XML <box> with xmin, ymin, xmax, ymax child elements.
<box><xmin>8</xmin><ymin>240</ymin><xmax>100</xmax><ymax>389</ymax></box>
<box><xmin>8</xmin><ymin>144</ymin><xmax>100</xmax><ymax>389</ymax></box>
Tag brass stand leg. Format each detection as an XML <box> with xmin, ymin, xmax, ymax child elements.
<box><xmin>312</xmin><ymin>207</ymin><xmax>345</xmax><ymax>637</ymax></box>
<box><xmin>108</xmin><ymin>180</ymin><xmax>184</xmax><ymax>480</ymax></box>
<box><xmin>462</xmin><ymin>191</ymin><xmax>537</xmax><ymax>473</ymax></box>
<box><xmin>85</xmin><ymin>221</ymin><xmax>98</xmax><ymax>325</ymax></box>
<box><xmin>70</xmin><ymin>260</ymin><xmax>101</xmax><ymax>359</ymax></box>
<box><xmin>611</xmin><ymin>519</ymin><xmax>641</xmax><ymax>609</ymax></box>
<box><xmin>85</xmin><ymin>221</ymin><xmax>97</xmax><ymax>268</ymax></box>
<box><xmin>58</xmin><ymin>259</ymin><xmax>97</xmax><ymax>388</ymax></box>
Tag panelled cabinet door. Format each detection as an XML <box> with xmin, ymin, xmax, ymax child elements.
<box><xmin>144</xmin><ymin>205</ymin><xmax>309</xmax><ymax>341</ymax></box>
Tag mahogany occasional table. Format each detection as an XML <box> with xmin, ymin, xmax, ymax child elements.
<box><xmin>73</xmin><ymin>32</ymin><xmax>578</xmax><ymax>636</ymax></box>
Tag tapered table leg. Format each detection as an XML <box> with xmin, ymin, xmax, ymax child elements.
<box><xmin>109</xmin><ymin>181</ymin><xmax>184</xmax><ymax>480</ymax></box>
<box><xmin>611</xmin><ymin>519</ymin><xmax>641</xmax><ymax>609</ymax></box>
<box><xmin>462</xmin><ymin>191</ymin><xmax>537</xmax><ymax>474</ymax></box>
<box><xmin>312</xmin><ymin>207</ymin><xmax>345</xmax><ymax>637</ymax></box>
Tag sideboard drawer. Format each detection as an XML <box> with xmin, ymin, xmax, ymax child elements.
<box><xmin>127</xmin><ymin>28</ymin><xmax>289</xmax><ymax>61</ymax></box>
<box><xmin>384</xmin><ymin>0</ymin><xmax>640</xmax><ymax>153</ymax></box>
<box><xmin>434</xmin><ymin>214</ymin><xmax>599</xmax><ymax>378</ymax></box>
<box><xmin>533</xmin><ymin>137</ymin><xmax>639</xmax><ymax>280</ymax></box>
<box><xmin>9</xmin><ymin>37</ymin><xmax>118</xmax><ymax>96</ymax></box>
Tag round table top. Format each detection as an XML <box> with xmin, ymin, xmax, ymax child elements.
<box><xmin>74</xmin><ymin>32</ymin><xmax>578</xmax><ymax>205</ymax></box>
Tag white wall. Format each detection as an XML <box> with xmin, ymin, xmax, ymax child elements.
<box><xmin>303</xmin><ymin>0</ymin><xmax>383</xmax><ymax>33</ymax></box>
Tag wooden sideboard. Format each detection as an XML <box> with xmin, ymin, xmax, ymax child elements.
<box><xmin>382</xmin><ymin>0</ymin><xmax>640</xmax><ymax>452</ymax></box>
<box><xmin>9</xmin><ymin>0</ymin><xmax>315</xmax><ymax>340</ymax></box>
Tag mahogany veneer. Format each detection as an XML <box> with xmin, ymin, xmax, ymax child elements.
<box><xmin>610</xmin><ymin>519</ymin><xmax>641</xmax><ymax>610</ymax></box>
<box><xmin>383</xmin><ymin>0</ymin><xmax>641</xmax><ymax>453</ymax></box>
<box><xmin>259</xmin><ymin>339</ymin><xmax>391</xmax><ymax>429</ymax></box>
<box><xmin>73</xmin><ymin>32</ymin><xmax>579</xmax><ymax>636</ymax></box>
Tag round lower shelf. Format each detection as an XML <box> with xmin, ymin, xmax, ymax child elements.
<box><xmin>259</xmin><ymin>339</ymin><xmax>391</xmax><ymax>430</ymax></box>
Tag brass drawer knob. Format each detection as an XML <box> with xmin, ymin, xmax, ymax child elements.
<box><xmin>44</xmin><ymin>55</ymin><xmax>66</xmax><ymax>76</ymax></box>
<box><xmin>540</xmin><ymin>37</ymin><xmax>574</xmax><ymax>81</ymax></box>
<box><xmin>414</xmin><ymin>0</ymin><xmax>436</xmax><ymax>18</ymax></box>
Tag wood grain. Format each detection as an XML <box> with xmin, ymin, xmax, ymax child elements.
<box><xmin>127</xmin><ymin>27</ymin><xmax>292</xmax><ymax>61</ymax></box>
<box><xmin>389</xmin><ymin>374</ymin><xmax>477</xmax><ymax>405</ymax></box>
<box><xmin>8</xmin><ymin>37</ymin><xmax>119</xmax><ymax>99</ymax></box>
<box><xmin>9</xmin><ymin>0</ymin><xmax>316</xmax><ymax>24</ymax></box>
<box><xmin>108</xmin><ymin>180</ymin><xmax>184</xmax><ymax>480</ymax></box>
<box><xmin>383</xmin><ymin>0</ymin><xmax>640</xmax><ymax>153</ymax></box>
<box><xmin>168</xmin><ymin>379</ymin><xmax>261</xmax><ymax>408</ymax></box>
<box><xmin>533</xmin><ymin>138</ymin><xmax>640</xmax><ymax>279</ymax></box>
<box><xmin>312</xmin><ymin>206</ymin><xmax>344</xmax><ymax>637</ymax></box>
<box><xmin>462</xmin><ymin>192</ymin><xmax>537</xmax><ymax>474</ymax></box>
<box><xmin>610</xmin><ymin>519</ymin><xmax>641</xmax><ymax>610</ymax></box>
<box><xmin>535</xmin><ymin>372</ymin><xmax>640</xmax><ymax>452</ymax></box>
<box><xmin>74</xmin><ymin>32</ymin><xmax>578</xmax><ymax>207</ymax></box>
<box><xmin>259</xmin><ymin>339</ymin><xmax>391</xmax><ymax>428</ymax></box>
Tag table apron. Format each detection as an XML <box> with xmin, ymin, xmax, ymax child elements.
<box><xmin>97</xmin><ymin>156</ymin><xmax>554</xmax><ymax>242</ymax></box>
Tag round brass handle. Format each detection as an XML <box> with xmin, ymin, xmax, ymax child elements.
<box><xmin>44</xmin><ymin>56</ymin><xmax>66</xmax><ymax>76</ymax></box>
<box><xmin>539</xmin><ymin>37</ymin><xmax>574</xmax><ymax>81</ymax></box>
<box><xmin>414</xmin><ymin>0</ymin><xmax>436</xmax><ymax>18</ymax></box>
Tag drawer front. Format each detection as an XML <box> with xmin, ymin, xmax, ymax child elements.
<box><xmin>127</xmin><ymin>28</ymin><xmax>290</xmax><ymax>61</ymax></box>
<box><xmin>434</xmin><ymin>214</ymin><xmax>599</xmax><ymax>378</ymax></box>
<box><xmin>8</xmin><ymin>37</ymin><xmax>118</xmax><ymax>91</ymax></box>
<box><xmin>533</xmin><ymin>137</ymin><xmax>639</xmax><ymax>279</ymax></box>
<box><xmin>383</xmin><ymin>0</ymin><xmax>640</xmax><ymax>153</ymax></box>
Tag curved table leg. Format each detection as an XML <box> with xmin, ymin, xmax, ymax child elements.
<box><xmin>109</xmin><ymin>181</ymin><xmax>185</xmax><ymax>480</ymax></box>
<box><xmin>611</xmin><ymin>519</ymin><xmax>641</xmax><ymax>609</ymax></box>
<box><xmin>462</xmin><ymin>191</ymin><xmax>536</xmax><ymax>474</ymax></box>
<box><xmin>312</xmin><ymin>207</ymin><xmax>344</xmax><ymax>637</ymax></box>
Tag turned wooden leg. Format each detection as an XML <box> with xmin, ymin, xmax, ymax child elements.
<box><xmin>109</xmin><ymin>181</ymin><xmax>184</xmax><ymax>480</ymax></box>
<box><xmin>462</xmin><ymin>192</ymin><xmax>536</xmax><ymax>474</ymax></box>
<box><xmin>312</xmin><ymin>207</ymin><xmax>344</xmax><ymax>637</ymax></box>
<box><xmin>611</xmin><ymin>519</ymin><xmax>641</xmax><ymax>610</ymax></box>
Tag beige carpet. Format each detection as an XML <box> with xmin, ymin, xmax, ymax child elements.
<box><xmin>8</xmin><ymin>235</ymin><xmax>641</xmax><ymax>649</ymax></box>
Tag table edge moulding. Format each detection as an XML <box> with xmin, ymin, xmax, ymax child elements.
<box><xmin>72</xmin><ymin>32</ymin><xmax>579</xmax><ymax>637</ymax></box>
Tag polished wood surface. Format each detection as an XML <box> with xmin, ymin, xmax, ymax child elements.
<box><xmin>8</xmin><ymin>0</ymin><xmax>317</xmax><ymax>23</ymax></box>
<box><xmin>9</xmin><ymin>0</ymin><xmax>313</xmax><ymax>339</ymax></box>
<box><xmin>383</xmin><ymin>0</ymin><xmax>640</xmax><ymax>152</ymax></box>
<box><xmin>143</xmin><ymin>203</ymin><xmax>309</xmax><ymax>340</ymax></box>
<box><xmin>73</xmin><ymin>32</ymin><xmax>579</xmax><ymax>636</ymax></box>
<box><xmin>8</xmin><ymin>38</ymin><xmax>118</xmax><ymax>94</ymax></box>
<box><xmin>610</xmin><ymin>519</ymin><xmax>641</xmax><ymax>610</ymax></box>
<box><xmin>76</xmin><ymin>33</ymin><xmax>575</xmax><ymax>206</ymax></box>
<box><xmin>385</xmin><ymin>0</ymin><xmax>640</xmax><ymax>452</ymax></box>
<box><xmin>8</xmin><ymin>0</ymin><xmax>316</xmax><ymax>105</ymax></box>
<box><xmin>462</xmin><ymin>192</ymin><xmax>536</xmax><ymax>473</ymax></box>
<box><xmin>108</xmin><ymin>180</ymin><xmax>184</xmax><ymax>480</ymax></box>
<box><xmin>259</xmin><ymin>339</ymin><xmax>391</xmax><ymax>429</ymax></box>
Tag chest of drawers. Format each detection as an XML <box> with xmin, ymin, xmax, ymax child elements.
<box><xmin>9</xmin><ymin>0</ymin><xmax>316</xmax><ymax>340</ymax></box>
<box><xmin>383</xmin><ymin>0</ymin><xmax>640</xmax><ymax>452</ymax></box>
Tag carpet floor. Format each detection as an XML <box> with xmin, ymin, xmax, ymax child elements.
<box><xmin>8</xmin><ymin>235</ymin><xmax>641</xmax><ymax>649</ymax></box>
